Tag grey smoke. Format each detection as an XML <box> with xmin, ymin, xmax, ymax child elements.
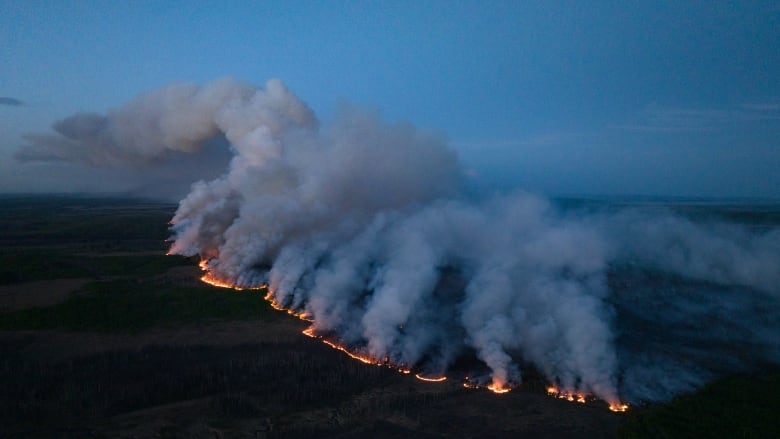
<box><xmin>22</xmin><ymin>78</ymin><xmax>780</xmax><ymax>404</ymax></box>
<box><xmin>15</xmin><ymin>78</ymin><xmax>274</xmax><ymax>166</ymax></box>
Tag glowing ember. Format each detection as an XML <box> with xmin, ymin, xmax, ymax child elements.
<box><xmin>322</xmin><ymin>339</ymin><xmax>381</xmax><ymax>365</ymax></box>
<box><xmin>462</xmin><ymin>377</ymin><xmax>479</xmax><ymax>389</ymax></box>
<box><xmin>461</xmin><ymin>377</ymin><xmax>511</xmax><ymax>393</ymax></box>
<box><xmin>546</xmin><ymin>386</ymin><xmax>591</xmax><ymax>405</ymax></box>
<box><xmin>487</xmin><ymin>383</ymin><xmax>511</xmax><ymax>394</ymax></box>
<box><xmin>415</xmin><ymin>373</ymin><xmax>447</xmax><ymax>382</ymax></box>
<box><xmin>301</xmin><ymin>326</ymin><xmax>383</xmax><ymax>366</ymax></box>
<box><xmin>200</xmin><ymin>273</ymin><xmax>238</xmax><ymax>289</ymax></box>
<box><xmin>609</xmin><ymin>403</ymin><xmax>630</xmax><ymax>412</ymax></box>
<box><xmin>197</xmin><ymin>259</ymin><xmax>264</xmax><ymax>291</ymax></box>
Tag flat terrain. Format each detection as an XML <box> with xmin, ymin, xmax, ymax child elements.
<box><xmin>0</xmin><ymin>195</ymin><xmax>777</xmax><ymax>438</ymax></box>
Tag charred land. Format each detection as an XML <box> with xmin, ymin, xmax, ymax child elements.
<box><xmin>0</xmin><ymin>196</ymin><xmax>778</xmax><ymax>438</ymax></box>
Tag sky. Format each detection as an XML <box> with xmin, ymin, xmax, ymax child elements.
<box><xmin>1</xmin><ymin>0</ymin><xmax>779</xmax><ymax>199</ymax></box>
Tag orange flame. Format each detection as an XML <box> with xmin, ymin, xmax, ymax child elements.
<box><xmin>415</xmin><ymin>373</ymin><xmax>447</xmax><ymax>382</ymax></box>
<box><xmin>487</xmin><ymin>383</ymin><xmax>511</xmax><ymax>394</ymax></box>
<box><xmin>321</xmin><ymin>339</ymin><xmax>382</xmax><ymax>365</ymax></box>
<box><xmin>609</xmin><ymin>402</ymin><xmax>630</xmax><ymax>412</ymax></box>
<box><xmin>197</xmin><ymin>259</ymin><xmax>265</xmax><ymax>291</ymax></box>
<box><xmin>301</xmin><ymin>326</ymin><xmax>384</xmax><ymax>366</ymax></box>
<box><xmin>461</xmin><ymin>377</ymin><xmax>511</xmax><ymax>393</ymax></box>
<box><xmin>192</xmin><ymin>257</ymin><xmax>629</xmax><ymax>412</ymax></box>
<box><xmin>546</xmin><ymin>386</ymin><xmax>587</xmax><ymax>403</ymax></box>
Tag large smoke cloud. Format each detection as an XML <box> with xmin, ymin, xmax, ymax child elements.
<box><xmin>21</xmin><ymin>78</ymin><xmax>780</xmax><ymax>405</ymax></box>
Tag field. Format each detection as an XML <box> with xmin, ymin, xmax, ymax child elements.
<box><xmin>0</xmin><ymin>195</ymin><xmax>777</xmax><ymax>438</ymax></box>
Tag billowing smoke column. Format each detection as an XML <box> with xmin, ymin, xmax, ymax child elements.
<box><xmin>21</xmin><ymin>78</ymin><xmax>780</xmax><ymax>406</ymax></box>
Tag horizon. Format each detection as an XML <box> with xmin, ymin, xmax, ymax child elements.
<box><xmin>1</xmin><ymin>1</ymin><xmax>779</xmax><ymax>199</ymax></box>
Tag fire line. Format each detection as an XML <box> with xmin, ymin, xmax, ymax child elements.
<box><xmin>194</xmin><ymin>259</ymin><xmax>628</xmax><ymax>412</ymax></box>
<box><xmin>415</xmin><ymin>373</ymin><xmax>447</xmax><ymax>382</ymax></box>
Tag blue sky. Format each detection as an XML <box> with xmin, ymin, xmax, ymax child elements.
<box><xmin>1</xmin><ymin>0</ymin><xmax>779</xmax><ymax>198</ymax></box>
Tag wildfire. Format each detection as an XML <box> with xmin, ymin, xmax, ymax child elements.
<box><xmin>302</xmin><ymin>326</ymin><xmax>384</xmax><ymax>366</ymax></box>
<box><xmin>415</xmin><ymin>373</ymin><xmax>447</xmax><ymax>382</ymax></box>
<box><xmin>461</xmin><ymin>377</ymin><xmax>511</xmax><ymax>394</ymax></box>
<box><xmin>200</xmin><ymin>273</ymin><xmax>241</xmax><ymax>289</ymax></box>
<box><xmin>487</xmin><ymin>383</ymin><xmax>511</xmax><ymax>394</ymax></box>
<box><xmin>609</xmin><ymin>402</ymin><xmax>630</xmax><ymax>412</ymax></box>
<box><xmin>190</xmin><ymin>257</ymin><xmax>630</xmax><ymax>413</ymax></box>
<box><xmin>546</xmin><ymin>386</ymin><xmax>588</xmax><ymax>404</ymax></box>
<box><xmin>197</xmin><ymin>259</ymin><xmax>265</xmax><ymax>291</ymax></box>
<box><xmin>263</xmin><ymin>290</ymin><xmax>314</xmax><ymax>321</ymax></box>
<box><xmin>322</xmin><ymin>339</ymin><xmax>382</xmax><ymax>365</ymax></box>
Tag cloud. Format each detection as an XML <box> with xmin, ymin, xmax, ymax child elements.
<box><xmin>0</xmin><ymin>97</ymin><xmax>24</xmax><ymax>107</ymax></box>
<box><xmin>617</xmin><ymin>104</ymin><xmax>780</xmax><ymax>133</ymax></box>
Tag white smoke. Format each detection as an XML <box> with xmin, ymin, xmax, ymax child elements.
<box><xmin>19</xmin><ymin>78</ymin><xmax>780</xmax><ymax>404</ymax></box>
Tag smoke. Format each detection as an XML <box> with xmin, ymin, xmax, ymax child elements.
<box><xmin>22</xmin><ymin>78</ymin><xmax>780</xmax><ymax>404</ymax></box>
<box><xmin>12</xmin><ymin>79</ymin><xmax>281</xmax><ymax>199</ymax></box>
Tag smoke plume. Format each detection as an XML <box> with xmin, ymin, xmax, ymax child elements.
<box><xmin>22</xmin><ymin>78</ymin><xmax>780</xmax><ymax>404</ymax></box>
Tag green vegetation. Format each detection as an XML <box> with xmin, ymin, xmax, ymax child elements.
<box><xmin>0</xmin><ymin>250</ymin><xmax>90</xmax><ymax>284</ymax></box>
<box><xmin>0</xmin><ymin>340</ymin><xmax>402</xmax><ymax>434</ymax></box>
<box><xmin>0</xmin><ymin>195</ymin><xmax>174</xmax><ymax>252</ymax></box>
<box><xmin>0</xmin><ymin>251</ymin><xmax>192</xmax><ymax>285</ymax></box>
<box><xmin>619</xmin><ymin>373</ymin><xmax>780</xmax><ymax>438</ymax></box>
<box><xmin>0</xmin><ymin>280</ymin><xmax>277</xmax><ymax>332</ymax></box>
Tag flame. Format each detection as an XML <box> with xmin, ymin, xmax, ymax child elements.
<box><xmin>191</xmin><ymin>257</ymin><xmax>629</xmax><ymax>412</ymax></box>
<box><xmin>193</xmin><ymin>257</ymin><xmax>387</xmax><ymax>368</ymax></box>
<box><xmin>321</xmin><ymin>339</ymin><xmax>382</xmax><ymax>365</ymax></box>
<box><xmin>196</xmin><ymin>259</ymin><xmax>265</xmax><ymax>291</ymax></box>
<box><xmin>415</xmin><ymin>373</ymin><xmax>447</xmax><ymax>382</ymax></box>
<box><xmin>545</xmin><ymin>384</ymin><xmax>629</xmax><ymax>411</ymax></box>
<box><xmin>200</xmin><ymin>272</ymin><xmax>241</xmax><ymax>289</ymax></box>
<box><xmin>609</xmin><ymin>402</ymin><xmax>630</xmax><ymax>412</ymax></box>
<box><xmin>546</xmin><ymin>386</ymin><xmax>586</xmax><ymax>403</ymax></box>
<box><xmin>461</xmin><ymin>377</ymin><xmax>511</xmax><ymax>393</ymax></box>
<box><xmin>301</xmin><ymin>325</ymin><xmax>384</xmax><ymax>366</ymax></box>
<box><xmin>487</xmin><ymin>382</ymin><xmax>511</xmax><ymax>394</ymax></box>
<box><xmin>263</xmin><ymin>290</ymin><xmax>314</xmax><ymax>321</ymax></box>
